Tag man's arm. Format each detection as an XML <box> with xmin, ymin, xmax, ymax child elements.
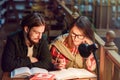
<box><xmin>1</xmin><ymin>36</ymin><xmax>31</xmax><ymax>72</ymax></box>
<box><xmin>32</xmin><ymin>38</ymin><xmax>53</xmax><ymax>70</ymax></box>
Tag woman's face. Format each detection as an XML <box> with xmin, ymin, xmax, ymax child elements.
<box><xmin>70</xmin><ymin>26</ymin><xmax>85</xmax><ymax>46</ymax></box>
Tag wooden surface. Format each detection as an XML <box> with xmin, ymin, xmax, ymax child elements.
<box><xmin>2</xmin><ymin>72</ymin><xmax>28</xmax><ymax>80</ymax></box>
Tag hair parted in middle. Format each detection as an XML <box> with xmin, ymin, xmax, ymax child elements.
<box><xmin>20</xmin><ymin>12</ymin><xmax>45</xmax><ymax>29</ymax></box>
<box><xmin>65</xmin><ymin>16</ymin><xmax>95</xmax><ymax>48</ymax></box>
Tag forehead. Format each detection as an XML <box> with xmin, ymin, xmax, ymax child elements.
<box><xmin>31</xmin><ymin>25</ymin><xmax>45</xmax><ymax>32</ymax></box>
<box><xmin>31</xmin><ymin>25</ymin><xmax>45</xmax><ymax>30</ymax></box>
<box><xmin>71</xmin><ymin>26</ymin><xmax>84</xmax><ymax>35</ymax></box>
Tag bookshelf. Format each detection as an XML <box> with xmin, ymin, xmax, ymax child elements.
<box><xmin>0</xmin><ymin>0</ymin><xmax>68</xmax><ymax>43</ymax></box>
<box><xmin>45</xmin><ymin>1</ymin><xmax>68</xmax><ymax>42</ymax></box>
<box><xmin>0</xmin><ymin>1</ymin><xmax>7</xmax><ymax>28</ymax></box>
<box><xmin>5</xmin><ymin>0</ymin><xmax>47</xmax><ymax>23</ymax></box>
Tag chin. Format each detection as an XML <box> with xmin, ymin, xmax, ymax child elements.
<box><xmin>34</xmin><ymin>41</ymin><xmax>39</xmax><ymax>44</ymax></box>
<box><xmin>31</xmin><ymin>40</ymin><xmax>39</xmax><ymax>45</ymax></box>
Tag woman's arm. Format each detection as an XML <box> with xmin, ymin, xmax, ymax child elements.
<box><xmin>86</xmin><ymin>53</ymin><xmax>96</xmax><ymax>71</ymax></box>
<box><xmin>82</xmin><ymin>37</ymin><xmax>96</xmax><ymax>71</ymax></box>
<box><xmin>50</xmin><ymin>46</ymin><xmax>66</xmax><ymax>70</ymax></box>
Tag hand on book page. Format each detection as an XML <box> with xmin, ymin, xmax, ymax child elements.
<box><xmin>11</xmin><ymin>67</ymin><xmax>48</xmax><ymax>78</ymax></box>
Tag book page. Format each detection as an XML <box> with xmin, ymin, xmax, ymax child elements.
<box><xmin>67</xmin><ymin>68</ymin><xmax>96</xmax><ymax>78</ymax></box>
<box><xmin>30</xmin><ymin>67</ymin><xmax>48</xmax><ymax>75</ymax></box>
<box><xmin>11</xmin><ymin>67</ymin><xmax>31</xmax><ymax>78</ymax></box>
<box><xmin>49</xmin><ymin>68</ymin><xmax>96</xmax><ymax>80</ymax></box>
<box><xmin>49</xmin><ymin>69</ymin><xmax>75</xmax><ymax>79</ymax></box>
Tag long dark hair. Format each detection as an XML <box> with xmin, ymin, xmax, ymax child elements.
<box><xmin>20</xmin><ymin>13</ymin><xmax>45</xmax><ymax>30</ymax></box>
<box><xmin>65</xmin><ymin>16</ymin><xmax>95</xmax><ymax>48</ymax></box>
<box><xmin>70</xmin><ymin>16</ymin><xmax>94</xmax><ymax>41</ymax></box>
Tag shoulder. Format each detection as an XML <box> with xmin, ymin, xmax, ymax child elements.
<box><xmin>7</xmin><ymin>30</ymin><xmax>24</xmax><ymax>41</ymax></box>
<box><xmin>54</xmin><ymin>33</ymin><xmax>69</xmax><ymax>43</ymax></box>
<box><xmin>49</xmin><ymin>33</ymin><xmax>68</xmax><ymax>49</ymax></box>
<box><xmin>8</xmin><ymin>30</ymin><xmax>22</xmax><ymax>37</ymax></box>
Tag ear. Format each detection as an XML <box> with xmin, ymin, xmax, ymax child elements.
<box><xmin>24</xmin><ymin>26</ymin><xmax>29</xmax><ymax>33</ymax></box>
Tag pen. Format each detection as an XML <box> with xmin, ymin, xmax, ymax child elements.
<box><xmin>55</xmin><ymin>52</ymin><xmax>60</xmax><ymax>63</ymax></box>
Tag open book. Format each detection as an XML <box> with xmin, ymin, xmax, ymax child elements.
<box><xmin>11</xmin><ymin>67</ymin><xmax>96</xmax><ymax>79</ymax></box>
<box><xmin>11</xmin><ymin>67</ymin><xmax>50</xmax><ymax>78</ymax></box>
<box><xmin>49</xmin><ymin>68</ymin><xmax>97</xmax><ymax>80</ymax></box>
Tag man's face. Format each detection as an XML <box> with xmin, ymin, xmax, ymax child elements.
<box><xmin>26</xmin><ymin>25</ymin><xmax>45</xmax><ymax>44</ymax></box>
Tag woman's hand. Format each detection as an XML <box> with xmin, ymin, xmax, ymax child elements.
<box><xmin>53</xmin><ymin>58</ymin><xmax>66</xmax><ymax>70</ymax></box>
<box><xmin>82</xmin><ymin>37</ymin><xmax>93</xmax><ymax>45</ymax></box>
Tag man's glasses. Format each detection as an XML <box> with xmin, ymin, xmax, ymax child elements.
<box><xmin>71</xmin><ymin>32</ymin><xmax>85</xmax><ymax>40</ymax></box>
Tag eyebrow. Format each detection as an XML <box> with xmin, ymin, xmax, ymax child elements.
<box><xmin>33</xmin><ymin>29</ymin><xmax>44</xmax><ymax>33</ymax></box>
<box><xmin>72</xmin><ymin>32</ymin><xmax>83</xmax><ymax>36</ymax></box>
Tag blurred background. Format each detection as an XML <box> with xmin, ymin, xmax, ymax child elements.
<box><xmin>1</xmin><ymin>0</ymin><xmax>120</xmax><ymax>79</ymax></box>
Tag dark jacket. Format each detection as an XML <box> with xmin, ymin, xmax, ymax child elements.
<box><xmin>1</xmin><ymin>30</ymin><xmax>53</xmax><ymax>72</ymax></box>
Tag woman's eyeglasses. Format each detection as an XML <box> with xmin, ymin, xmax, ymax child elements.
<box><xmin>71</xmin><ymin>32</ymin><xmax>85</xmax><ymax>40</ymax></box>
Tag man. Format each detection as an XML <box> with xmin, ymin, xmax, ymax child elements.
<box><xmin>1</xmin><ymin>13</ymin><xmax>53</xmax><ymax>72</ymax></box>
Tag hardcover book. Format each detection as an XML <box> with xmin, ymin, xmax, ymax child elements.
<box><xmin>11</xmin><ymin>67</ymin><xmax>49</xmax><ymax>78</ymax></box>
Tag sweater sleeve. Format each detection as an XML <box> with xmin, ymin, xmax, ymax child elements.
<box><xmin>1</xmin><ymin>36</ymin><xmax>31</xmax><ymax>72</ymax></box>
<box><xmin>50</xmin><ymin>45</ymin><xmax>67</xmax><ymax>69</ymax></box>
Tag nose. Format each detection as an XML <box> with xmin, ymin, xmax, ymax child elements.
<box><xmin>37</xmin><ymin>33</ymin><xmax>42</xmax><ymax>39</ymax></box>
<box><xmin>74</xmin><ymin>36</ymin><xmax>78</xmax><ymax>40</ymax></box>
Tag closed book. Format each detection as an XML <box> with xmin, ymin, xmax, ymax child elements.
<box><xmin>30</xmin><ymin>73</ymin><xmax>55</xmax><ymax>80</ymax></box>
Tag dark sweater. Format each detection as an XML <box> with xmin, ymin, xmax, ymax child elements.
<box><xmin>1</xmin><ymin>30</ymin><xmax>53</xmax><ymax>72</ymax></box>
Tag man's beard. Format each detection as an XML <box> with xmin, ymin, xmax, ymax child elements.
<box><xmin>27</xmin><ymin>33</ymin><xmax>39</xmax><ymax>46</ymax></box>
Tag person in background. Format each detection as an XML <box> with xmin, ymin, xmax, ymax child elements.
<box><xmin>1</xmin><ymin>13</ymin><xmax>53</xmax><ymax>72</ymax></box>
<box><xmin>49</xmin><ymin>16</ymin><xmax>96</xmax><ymax>72</ymax></box>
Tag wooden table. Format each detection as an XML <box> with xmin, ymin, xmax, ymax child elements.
<box><xmin>2</xmin><ymin>72</ymin><xmax>28</xmax><ymax>80</ymax></box>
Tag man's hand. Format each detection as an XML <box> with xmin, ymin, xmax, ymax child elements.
<box><xmin>29</xmin><ymin>57</ymin><xmax>38</xmax><ymax>63</ymax></box>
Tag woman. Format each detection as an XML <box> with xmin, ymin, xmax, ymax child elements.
<box><xmin>49</xmin><ymin>16</ymin><xmax>96</xmax><ymax>72</ymax></box>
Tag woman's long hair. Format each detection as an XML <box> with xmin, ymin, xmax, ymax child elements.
<box><xmin>65</xmin><ymin>16</ymin><xmax>95</xmax><ymax>49</ymax></box>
